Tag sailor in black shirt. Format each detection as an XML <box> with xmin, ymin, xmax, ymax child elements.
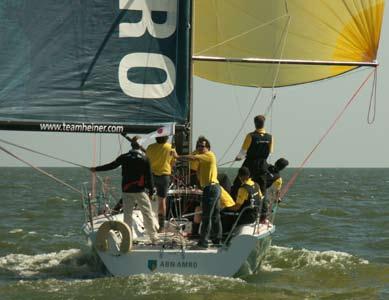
<box><xmin>91</xmin><ymin>138</ymin><xmax>158</xmax><ymax>243</ymax></box>
<box><xmin>233</xmin><ymin>115</ymin><xmax>273</xmax><ymax>197</ymax></box>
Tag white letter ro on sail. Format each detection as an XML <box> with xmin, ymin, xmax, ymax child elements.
<box><xmin>118</xmin><ymin>53</ymin><xmax>176</xmax><ymax>99</ymax></box>
<box><xmin>119</xmin><ymin>0</ymin><xmax>177</xmax><ymax>38</ymax></box>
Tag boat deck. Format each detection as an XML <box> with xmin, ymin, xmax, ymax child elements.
<box><xmin>84</xmin><ymin>211</ymin><xmax>274</xmax><ymax>252</ymax></box>
<box><xmin>132</xmin><ymin>232</ymin><xmax>220</xmax><ymax>251</ymax></box>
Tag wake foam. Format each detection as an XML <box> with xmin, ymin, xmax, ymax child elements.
<box><xmin>102</xmin><ymin>273</ymin><xmax>247</xmax><ymax>295</ymax></box>
<box><xmin>0</xmin><ymin>249</ymin><xmax>104</xmax><ymax>278</ymax></box>
<box><xmin>261</xmin><ymin>245</ymin><xmax>369</xmax><ymax>272</ymax></box>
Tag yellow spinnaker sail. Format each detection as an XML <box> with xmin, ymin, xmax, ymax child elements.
<box><xmin>194</xmin><ymin>0</ymin><xmax>385</xmax><ymax>87</ymax></box>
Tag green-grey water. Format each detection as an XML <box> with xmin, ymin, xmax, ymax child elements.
<box><xmin>1</xmin><ymin>167</ymin><xmax>388</xmax><ymax>300</ymax></box>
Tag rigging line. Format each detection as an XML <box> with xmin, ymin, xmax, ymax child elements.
<box><xmin>367</xmin><ymin>67</ymin><xmax>378</xmax><ymax>124</ymax></box>
<box><xmin>209</xmin><ymin>0</ymin><xmax>244</xmax><ymax>123</ymax></box>
<box><xmin>91</xmin><ymin>134</ymin><xmax>97</xmax><ymax>199</ymax></box>
<box><xmin>0</xmin><ymin>138</ymin><xmax>89</xmax><ymax>169</ymax></box>
<box><xmin>195</xmin><ymin>13</ymin><xmax>290</xmax><ymax>56</ymax></box>
<box><xmin>218</xmin><ymin>15</ymin><xmax>291</xmax><ymax>165</ymax></box>
<box><xmin>99</xmin><ymin>134</ymin><xmax>102</xmax><ymax>165</ymax></box>
<box><xmin>118</xmin><ymin>134</ymin><xmax>124</xmax><ymax>156</ymax></box>
<box><xmin>205</xmin><ymin>0</ymin><xmax>242</xmax><ymax>128</ymax></box>
<box><xmin>266</xmin><ymin>94</ymin><xmax>277</xmax><ymax>119</ymax></box>
<box><xmin>218</xmin><ymin>87</ymin><xmax>264</xmax><ymax>165</ymax></box>
<box><xmin>87</xmin><ymin>170</ymin><xmax>121</xmax><ymax>202</ymax></box>
<box><xmin>265</xmin><ymin>17</ymin><xmax>289</xmax><ymax>137</ymax></box>
<box><xmin>264</xmin><ymin>14</ymin><xmax>291</xmax><ymax>164</ymax></box>
<box><xmin>284</xmin><ymin>0</ymin><xmax>289</xmax><ymax>15</ymax></box>
<box><xmin>0</xmin><ymin>145</ymin><xmax>83</xmax><ymax>195</ymax></box>
<box><xmin>208</xmin><ymin>0</ymin><xmax>248</xmax><ymax>163</ymax></box>
<box><xmin>265</xmin><ymin>15</ymin><xmax>292</xmax><ymax>116</ymax></box>
<box><xmin>217</xmin><ymin>160</ymin><xmax>236</xmax><ymax>167</ymax></box>
<box><xmin>305</xmin><ymin>66</ymin><xmax>371</xmax><ymax>86</ymax></box>
<box><xmin>279</xmin><ymin>69</ymin><xmax>376</xmax><ymax>200</ymax></box>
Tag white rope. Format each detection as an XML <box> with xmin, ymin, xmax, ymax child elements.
<box><xmin>367</xmin><ymin>68</ymin><xmax>378</xmax><ymax>124</ymax></box>
<box><xmin>0</xmin><ymin>137</ymin><xmax>119</xmax><ymax>200</ymax></box>
<box><xmin>0</xmin><ymin>138</ymin><xmax>88</xmax><ymax>169</ymax></box>
<box><xmin>265</xmin><ymin>14</ymin><xmax>292</xmax><ymax>117</ymax></box>
<box><xmin>0</xmin><ymin>144</ymin><xmax>83</xmax><ymax>195</ymax></box>
<box><xmin>195</xmin><ymin>13</ymin><xmax>290</xmax><ymax>56</ymax></box>
<box><xmin>217</xmin><ymin>11</ymin><xmax>292</xmax><ymax>165</ymax></box>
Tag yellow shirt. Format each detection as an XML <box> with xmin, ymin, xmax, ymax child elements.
<box><xmin>268</xmin><ymin>177</ymin><xmax>283</xmax><ymax>201</ymax></box>
<box><xmin>241</xmin><ymin>128</ymin><xmax>274</xmax><ymax>153</ymax></box>
<box><xmin>146</xmin><ymin>142</ymin><xmax>176</xmax><ymax>176</ymax></box>
<box><xmin>236</xmin><ymin>178</ymin><xmax>263</xmax><ymax>207</ymax></box>
<box><xmin>272</xmin><ymin>177</ymin><xmax>283</xmax><ymax>191</ymax></box>
<box><xmin>190</xmin><ymin>150</ymin><xmax>199</xmax><ymax>172</ymax></box>
<box><xmin>194</xmin><ymin>151</ymin><xmax>219</xmax><ymax>188</ymax></box>
<box><xmin>220</xmin><ymin>187</ymin><xmax>235</xmax><ymax>208</ymax></box>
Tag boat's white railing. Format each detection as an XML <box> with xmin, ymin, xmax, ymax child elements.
<box><xmin>222</xmin><ymin>205</ymin><xmax>263</xmax><ymax>246</ymax></box>
<box><xmin>81</xmin><ymin>177</ymin><xmax>120</xmax><ymax>224</ymax></box>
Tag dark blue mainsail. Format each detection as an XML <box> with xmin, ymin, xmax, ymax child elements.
<box><xmin>0</xmin><ymin>0</ymin><xmax>191</xmax><ymax>133</ymax></box>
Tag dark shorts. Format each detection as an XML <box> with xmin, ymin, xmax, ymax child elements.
<box><xmin>153</xmin><ymin>175</ymin><xmax>170</xmax><ymax>198</ymax></box>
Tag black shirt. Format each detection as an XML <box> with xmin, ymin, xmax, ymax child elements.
<box><xmin>246</xmin><ymin>131</ymin><xmax>272</xmax><ymax>161</ymax></box>
<box><xmin>266</xmin><ymin>164</ymin><xmax>281</xmax><ymax>188</ymax></box>
<box><xmin>95</xmin><ymin>149</ymin><xmax>154</xmax><ymax>193</ymax></box>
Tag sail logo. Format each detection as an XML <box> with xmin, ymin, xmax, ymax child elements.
<box><xmin>147</xmin><ymin>259</ymin><xmax>198</xmax><ymax>271</ymax></box>
<box><xmin>118</xmin><ymin>0</ymin><xmax>177</xmax><ymax>100</ymax></box>
<box><xmin>159</xmin><ymin>261</ymin><xmax>198</xmax><ymax>269</ymax></box>
<box><xmin>147</xmin><ymin>259</ymin><xmax>158</xmax><ymax>272</ymax></box>
<box><xmin>39</xmin><ymin>122</ymin><xmax>124</xmax><ymax>133</ymax></box>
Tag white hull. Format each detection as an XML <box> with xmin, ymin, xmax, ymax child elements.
<box><xmin>82</xmin><ymin>211</ymin><xmax>275</xmax><ymax>277</ymax></box>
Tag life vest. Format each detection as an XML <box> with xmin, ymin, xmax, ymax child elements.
<box><xmin>238</xmin><ymin>182</ymin><xmax>261</xmax><ymax>224</ymax></box>
<box><xmin>266</xmin><ymin>165</ymin><xmax>281</xmax><ymax>188</ymax></box>
<box><xmin>246</xmin><ymin>131</ymin><xmax>272</xmax><ymax>161</ymax></box>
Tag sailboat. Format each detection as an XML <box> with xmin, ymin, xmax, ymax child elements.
<box><xmin>0</xmin><ymin>0</ymin><xmax>385</xmax><ymax>277</ymax></box>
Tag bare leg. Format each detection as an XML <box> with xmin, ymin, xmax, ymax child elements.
<box><xmin>158</xmin><ymin>196</ymin><xmax>166</xmax><ymax>232</ymax></box>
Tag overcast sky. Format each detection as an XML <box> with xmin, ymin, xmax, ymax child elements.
<box><xmin>1</xmin><ymin>5</ymin><xmax>388</xmax><ymax>168</ymax></box>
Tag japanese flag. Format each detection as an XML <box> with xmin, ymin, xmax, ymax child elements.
<box><xmin>140</xmin><ymin>123</ymin><xmax>175</xmax><ymax>145</ymax></box>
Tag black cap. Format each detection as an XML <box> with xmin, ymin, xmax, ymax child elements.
<box><xmin>238</xmin><ymin>166</ymin><xmax>251</xmax><ymax>177</ymax></box>
<box><xmin>275</xmin><ymin>158</ymin><xmax>289</xmax><ymax>171</ymax></box>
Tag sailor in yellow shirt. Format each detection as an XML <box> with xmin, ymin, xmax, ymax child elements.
<box><xmin>222</xmin><ymin>167</ymin><xmax>263</xmax><ymax>233</ymax></box>
<box><xmin>179</xmin><ymin>136</ymin><xmax>222</xmax><ymax>248</ymax></box>
<box><xmin>190</xmin><ymin>147</ymin><xmax>234</xmax><ymax>208</ymax></box>
<box><xmin>190</xmin><ymin>162</ymin><xmax>234</xmax><ymax>238</ymax></box>
<box><xmin>220</xmin><ymin>186</ymin><xmax>235</xmax><ymax>209</ymax></box>
<box><xmin>190</xmin><ymin>176</ymin><xmax>235</xmax><ymax>238</ymax></box>
<box><xmin>189</xmin><ymin>149</ymin><xmax>200</xmax><ymax>186</ymax></box>
<box><xmin>146</xmin><ymin>136</ymin><xmax>177</xmax><ymax>231</ymax></box>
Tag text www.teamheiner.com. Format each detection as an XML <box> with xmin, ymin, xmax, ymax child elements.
<box><xmin>40</xmin><ymin>122</ymin><xmax>124</xmax><ymax>133</ymax></box>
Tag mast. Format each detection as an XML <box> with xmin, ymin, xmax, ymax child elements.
<box><xmin>175</xmin><ymin>0</ymin><xmax>193</xmax><ymax>156</ymax></box>
<box><xmin>188</xmin><ymin>0</ymin><xmax>194</xmax><ymax>155</ymax></box>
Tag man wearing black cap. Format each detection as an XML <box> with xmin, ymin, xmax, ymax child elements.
<box><xmin>266</xmin><ymin>158</ymin><xmax>289</xmax><ymax>202</ymax></box>
<box><xmin>90</xmin><ymin>137</ymin><xmax>159</xmax><ymax>243</ymax></box>
<box><xmin>233</xmin><ymin>115</ymin><xmax>273</xmax><ymax>203</ymax></box>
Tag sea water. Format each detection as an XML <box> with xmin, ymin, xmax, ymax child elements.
<box><xmin>0</xmin><ymin>167</ymin><xmax>388</xmax><ymax>300</ymax></box>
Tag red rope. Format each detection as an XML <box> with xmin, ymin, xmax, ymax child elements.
<box><xmin>280</xmin><ymin>69</ymin><xmax>377</xmax><ymax>199</ymax></box>
<box><xmin>91</xmin><ymin>134</ymin><xmax>97</xmax><ymax>199</ymax></box>
<box><xmin>0</xmin><ymin>144</ymin><xmax>83</xmax><ymax>195</ymax></box>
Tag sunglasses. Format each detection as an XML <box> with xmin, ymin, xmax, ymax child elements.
<box><xmin>197</xmin><ymin>144</ymin><xmax>206</xmax><ymax>148</ymax></box>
